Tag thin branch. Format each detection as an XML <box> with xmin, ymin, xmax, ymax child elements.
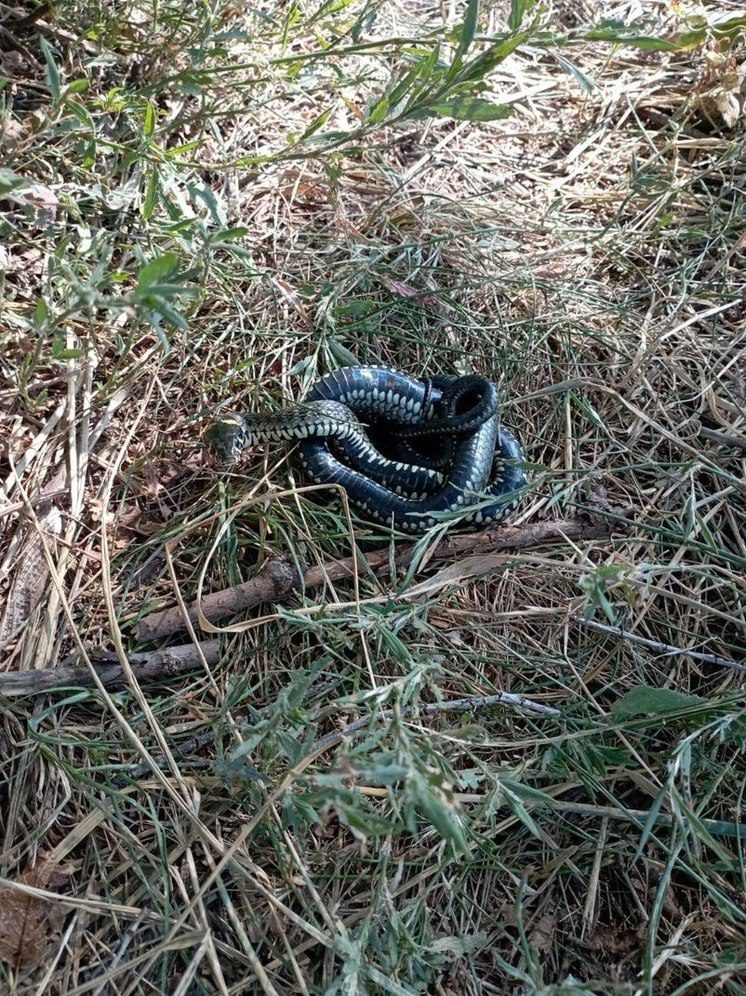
<box><xmin>138</xmin><ymin>505</ymin><xmax>636</xmax><ymax>643</ymax></box>
<box><xmin>575</xmin><ymin>617</ymin><xmax>745</xmax><ymax>672</ymax></box>
<box><xmin>312</xmin><ymin>691</ymin><xmax>562</xmax><ymax>751</ymax></box>
<box><xmin>0</xmin><ymin>641</ymin><xmax>221</xmax><ymax>698</ymax></box>
<box><xmin>698</xmin><ymin>425</ymin><xmax>746</xmax><ymax>452</ymax></box>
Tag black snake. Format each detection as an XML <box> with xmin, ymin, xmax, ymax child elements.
<box><xmin>204</xmin><ymin>365</ymin><xmax>527</xmax><ymax>533</ymax></box>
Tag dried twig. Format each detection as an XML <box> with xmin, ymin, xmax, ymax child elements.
<box><xmin>575</xmin><ymin>618</ymin><xmax>744</xmax><ymax>673</ymax></box>
<box><xmin>312</xmin><ymin>691</ymin><xmax>561</xmax><ymax>752</ymax></box>
<box><xmin>138</xmin><ymin>506</ymin><xmax>635</xmax><ymax>642</ymax></box>
<box><xmin>0</xmin><ymin>641</ymin><xmax>221</xmax><ymax>698</ymax></box>
<box><xmin>698</xmin><ymin>425</ymin><xmax>746</xmax><ymax>452</ymax></box>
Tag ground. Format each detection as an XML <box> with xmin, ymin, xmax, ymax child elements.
<box><xmin>0</xmin><ymin>1</ymin><xmax>745</xmax><ymax>993</ymax></box>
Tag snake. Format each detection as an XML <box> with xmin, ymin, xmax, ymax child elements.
<box><xmin>203</xmin><ymin>365</ymin><xmax>527</xmax><ymax>534</ymax></box>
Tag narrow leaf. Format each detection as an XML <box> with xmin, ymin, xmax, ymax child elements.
<box><xmin>509</xmin><ymin>0</ymin><xmax>537</xmax><ymax>31</ymax></box>
<box><xmin>0</xmin><ymin>169</ymin><xmax>28</xmax><ymax>197</ymax></box>
<box><xmin>297</xmin><ymin>108</ymin><xmax>332</xmax><ymax>143</ymax></box>
<box><xmin>453</xmin><ymin>0</ymin><xmax>480</xmax><ymax>66</ymax></box>
<box><xmin>367</xmin><ymin>95</ymin><xmax>389</xmax><ymax>124</ymax></box>
<box><xmin>143</xmin><ymin>100</ymin><xmax>156</xmax><ymax>138</ymax></box>
<box><xmin>38</xmin><ymin>36</ymin><xmax>61</xmax><ymax>102</ymax></box>
<box><xmin>581</xmin><ymin>26</ymin><xmax>680</xmax><ymax>51</ymax></box>
<box><xmin>34</xmin><ymin>298</ymin><xmax>49</xmax><ymax>328</ymax></box>
<box><xmin>136</xmin><ymin>253</ymin><xmax>179</xmax><ymax>290</ymax></box>
<box><xmin>612</xmin><ymin>685</ymin><xmax>707</xmax><ymax>720</ymax></box>
<box><xmin>141</xmin><ymin>168</ymin><xmax>158</xmax><ymax>220</ymax></box>
<box><xmin>210</xmin><ymin>227</ymin><xmax>250</xmax><ymax>243</ymax></box>
<box><xmin>328</xmin><ymin>338</ymin><xmax>360</xmax><ymax>367</ymax></box>
<box><xmin>410</xmin><ymin>97</ymin><xmax>513</xmax><ymax>123</ymax></box>
<box><xmin>454</xmin><ymin>28</ymin><xmax>532</xmax><ymax>84</ymax></box>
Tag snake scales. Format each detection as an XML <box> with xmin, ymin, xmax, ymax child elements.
<box><xmin>204</xmin><ymin>365</ymin><xmax>527</xmax><ymax>533</ymax></box>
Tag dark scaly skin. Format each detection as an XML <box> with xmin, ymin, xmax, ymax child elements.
<box><xmin>204</xmin><ymin>366</ymin><xmax>527</xmax><ymax>533</ymax></box>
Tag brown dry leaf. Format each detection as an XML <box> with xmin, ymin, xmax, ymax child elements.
<box><xmin>0</xmin><ymin>853</ymin><xmax>73</xmax><ymax>969</ymax></box>
<box><xmin>0</xmin><ymin>115</ymin><xmax>25</xmax><ymax>149</ymax></box>
<box><xmin>403</xmin><ymin>553</ymin><xmax>510</xmax><ymax>600</ymax></box>
<box><xmin>88</xmin><ymin>497</ymin><xmax>117</xmax><ymax>527</ymax></box>
<box><xmin>271</xmin><ymin>276</ymin><xmax>312</xmax><ymax>328</ymax></box>
<box><xmin>528</xmin><ymin>910</ymin><xmax>557</xmax><ymax>955</ymax></box>
<box><xmin>112</xmin><ymin>504</ymin><xmax>163</xmax><ymax>548</ymax></box>
<box><xmin>280</xmin><ymin>167</ymin><xmax>325</xmax><ymax>203</ymax></box>
<box><xmin>382</xmin><ymin>277</ymin><xmax>420</xmax><ymax>298</ymax></box>
<box><xmin>382</xmin><ymin>276</ymin><xmax>440</xmax><ymax>308</ymax></box>
<box><xmin>715</xmin><ymin>88</ymin><xmax>741</xmax><ymax>129</ymax></box>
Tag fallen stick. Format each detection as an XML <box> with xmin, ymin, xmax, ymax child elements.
<box><xmin>575</xmin><ymin>618</ymin><xmax>744</xmax><ymax>672</ymax></box>
<box><xmin>312</xmin><ymin>691</ymin><xmax>561</xmax><ymax>752</ymax></box>
<box><xmin>0</xmin><ymin>641</ymin><xmax>220</xmax><ymax>698</ymax></box>
<box><xmin>114</xmin><ymin>685</ymin><xmax>559</xmax><ymax>788</ymax></box>
<box><xmin>138</xmin><ymin>505</ymin><xmax>635</xmax><ymax>643</ymax></box>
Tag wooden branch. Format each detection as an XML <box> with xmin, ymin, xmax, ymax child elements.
<box><xmin>0</xmin><ymin>641</ymin><xmax>220</xmax><ymax>698</ymax></box>
<box><xmin>312</xmin><ymin>691</ymin><xmax>561</xmax><ymax>752</ymax></box>
<box><xmin>698</xmin><ymin>425</ymin><xmax>746</xmax><ymax>452</ymax></box>
<box><xmin>138</xmin><ymin>505</ymin><xmax>635</xmax><ymax>643</ymax></box>
<box><xmin>575</xmin><ymin>617</ymin><xmax>744</xmax><ymax>672</ymax></box>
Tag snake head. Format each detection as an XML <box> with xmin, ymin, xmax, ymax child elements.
<box><xmin>203</xmin><ymin>413</ymin><xmax>251</xmax><ymax>466</ymax></box>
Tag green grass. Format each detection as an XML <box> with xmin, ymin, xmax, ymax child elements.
<box><xmin>1</xmin><ymin>1</ymin><xmax>745</xmax><ymax>993</ymax></box>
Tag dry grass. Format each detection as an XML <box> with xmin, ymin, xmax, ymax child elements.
<box><xmin>1</xmin><ymin>0</ymin><xmax>745</xmax><ymax>993</ymax></box>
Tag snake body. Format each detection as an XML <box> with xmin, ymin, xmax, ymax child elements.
<box><xmin>204</xmin><ymin>366</ymin><xmax>526</xmax><ymax>533</ymax></box>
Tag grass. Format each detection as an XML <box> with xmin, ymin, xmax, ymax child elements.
<box><xmin>1</xmin><ymin>0</ymin><xmax>745</xmax><ymax>992</ymax></box>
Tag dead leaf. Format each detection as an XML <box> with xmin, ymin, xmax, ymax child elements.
<box><xmin>270</xmin><ymin>276</ymin><xmax>312</xmax><ymax>328</ymax></box>
<box><xmin>0</xmin><ymin>853</ymin><xmax>73</xmax><ymax>970</ymax></box>
<box><xmin>382</xmin><ymin>276</ymin><xmax>440</xmax><ymax>308</ymax></box>
<box><xmin>383</xmin><ymin>277</ymin><xmax>420</xmax><ymax>298</ymax></box>
<box><xmin>528</xmin><ymin>910</ymin><xmax>557</xmax><ymax>955</ymax></box>
<box><xmin>715</xmin><ymin>88</ymin><xmax>741</xmax><ymax>128</ymax></box>
<box><xmin>7</xmin><ymin>183</ymin><xmax>59</xmax><ymax>223</ymax></box>
<box><xmin>280</xmin><ymin>167</ymin><xmax>325</xmax><ymax>203</ymax></box>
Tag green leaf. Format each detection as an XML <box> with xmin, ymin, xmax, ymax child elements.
<box><xmin>454</xmin><ymin>28</ymin><xmax>533</xmax><ymax>84</ymax></box>
<box><xmin>509</xmin><ymin>0</ymin><xmax>537</xmax><ymax>31</ymax></box>
<box><xmin>136</xmin><ymin>253</ymin><xmax>179</xmax><ymax>290</ymax></box>
<box><xmin>328</xmin><ymin>338</ymin><xmax>360</xmax><ymax>367</ymax></box>
<box><xmin>453</xmin><ymin>0</ymin><xmax>480</xmax><ymax>67</ymax></box>
<box><xmin>0</xmin><ymin>168</ymin><xmax>29</xmax><ymax>197</ymax></box>
<box><xmin>411</xmin><ymin>97</ymin><xmax>513</xmax><ymax>122</ymax></box>
<box><xmin>141</xmin><ymin>168</ymin><xmax>159</xmax><ymax>220</ymax></box>
<box><xmin>214</xmin><ymin>758</ymin><xmax>265</xmax><ymax>784</ymax></box>
<box><xmin>52</xmin><ymin>335</ymin><xmax>85</xmax><ymax>360</ymax></box>
<box><xmin>667</xmin><ymin>28</ymin><xmax>708</xmax><ymax>50</ymax></box>
<box><xmin>65</xmin><ymin>98</ymin><xmax>95</xmax><ymax>129</ymax></box>
<box><xmin>612</xmin><ymin>685</ymin><xmax>707</xmax><ymax>720</ymax></box>
<box><xmin>501</xmin><ymin>785</ymin><xmax>543</xmax><ymax>839</ymax></box>
<box><xmin>209</xmin><ymin>226</ymin><xmax>249</xmax><ymax>243</ymax></box>
<box><xmin>581</xmin><ymin>26</ymin><xmax>680</xmax><ymax>51</ymax></box>
<box><xmin>150</xmin><ymin>299</ymin><xmax>189</xmax><ymax>330</ymax></box>
<box><xmin>143</xmin><ymin>100</ymin><xmax>156</xmax><ymax>138</ymax></box>
<box><xmin>34</xmin><ymin>298</ymin><xmax>50</xmax><ymax>328</ymax></box>
<box><xmin>409</xmin><ymin>776</ymin><xmax>468</xmax><ymax>852</ymax></box>
<box><xmin>554</xmin><ymin>54</ymin><xmax>595</xmax><ymax>93</ymax></box>
<box><xmin>415</xmin><ymin>42</ymin><xmax>442</xmax><ymax>84</ymax></box>
<box><xmin>63</xmin><ymin>78</ymin><xmax>89</xmax><ymax>95</ymax></box>
<box><xmin>367</xmin><ymin>95</ymin><xmax>389</xmax><ymax>124</ymax></box>
<box><xmin>296</xmin><ymin>108</ymin><xmax>332</xmax><ymax>143</ymax></box>
<box><xmin>39</xmin><ymin>35</ymin><xmax>61</xmax><ymax>102</ymax></box>
<box><xmin>334</xmin><ymin>799</ymin><xmax>393</xmax><ymax>839</ymax></box>
<box><xmin>388</xmin><ymin>59</ymin><xmax>426</xmax><ymax>108</ymax></box>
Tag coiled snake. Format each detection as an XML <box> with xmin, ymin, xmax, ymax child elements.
<box><xmin>204</xmin><ymin>366</ymin><xmax>527</xmax><ymax>534</ymax></box>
